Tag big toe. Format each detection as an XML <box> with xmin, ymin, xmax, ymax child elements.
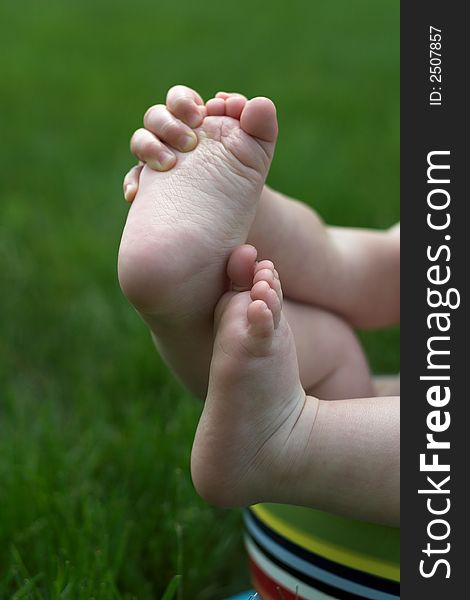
<box><xmin>227</xmin><ymin>245</ymin><xmax>257</xmax><ymax>291</ymax></box>
<box><xmin>240</xmin><ymin>97</ymin><xmax>278</xmax><ymax>144</ymax></box>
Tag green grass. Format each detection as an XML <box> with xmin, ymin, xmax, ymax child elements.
<box><xmin>0</xmin><ymin>0</ymin><xmax>399</xmax><ymax>597</ymax></box>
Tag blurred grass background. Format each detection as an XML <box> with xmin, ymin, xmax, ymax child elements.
<box><xmin>0</xmin><ymin>0</ymin><xmax>399</xmax><ymax>598</ymax></box>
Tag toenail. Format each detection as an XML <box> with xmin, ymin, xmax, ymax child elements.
<box><xmin>148</xmin><ymin>151</ymin><xmax>175</xmax><ymax>171</ymax></box>
<box><xmin>178</xmin><ymin>132</ymin><xmax>197</xmax><ymax>152</ymax></box>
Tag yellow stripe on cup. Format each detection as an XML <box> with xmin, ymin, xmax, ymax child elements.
<box><xmin>251</xmin><ymin>504</ymin><xmax>400</xmax><ymax>582</ymax></box>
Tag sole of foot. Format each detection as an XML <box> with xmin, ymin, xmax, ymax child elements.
<box><xmin>118</xmin><ymin>97</ymin><xmax>278</xmax><ymax>321</ymax></box>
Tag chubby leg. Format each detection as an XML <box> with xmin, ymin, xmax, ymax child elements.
<box><xmin>191</xmin><ymin>254</ymin><xmax>399</xmax><ymax>526</ymax></box>
<box><xmin>279</xmin><ymin>299</ymin><xmax>372</xmax><ymax>400</ymax></box>
<box><xmin>249</xmin><ymin>186</ymin><xmax>400</xmax><ymax>329</ymax></box>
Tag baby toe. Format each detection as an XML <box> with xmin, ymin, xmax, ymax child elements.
<box><xmin>250</xmin><ymin>280</ymin><xmax>281</xmax><ymax>328</ymax></box>
<box><xmin>206</xmin><ymin>97</ymin><xmax>226</xmax><ymax>116</ymax></box>
<box><xmin>271</xmin><ymin>276</ymin><xmax>283</xmax><ymax>306</ymax></box>
<box><xmin>225</xmin><ymin>96</ymin><xmax>246</xmax><ymax>120</ymax></box>
<box><xmin>253</xmin><ymin>263</ymin><xmax>282</xmax><ymax>305</ymax></box>
<box><xmin>247</xmin><ymin>299</ymin><xmax>274</xmax><ymax>339</ymax></box>
<box><xmin>255</xmin><ymin>259</ymin><xmax>275</xmax><ymax>274</ymax></box>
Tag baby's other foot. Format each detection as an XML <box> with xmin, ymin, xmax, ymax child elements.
<box><xmin>191</xmin><ymin>247</ymin><xmax>310</xmax><ymax>507</ymax></box>
<box><xmin>118</xmin><ymin>92</ymin><xmax>278</xmax><ymax>319</ymax></box>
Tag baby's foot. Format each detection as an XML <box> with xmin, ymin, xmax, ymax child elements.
<box><xmin>118</xmin><ymin>94</ymin><xmax>278</xmax><ymax>318</ymax></box>
<box><xmin>191</xmin><ymin>249</ymin><xmax>312</xmax><ymax>507</ymax></box>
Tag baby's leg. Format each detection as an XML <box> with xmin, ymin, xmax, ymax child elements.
<box><xmin>248</xmin><ymin>186</ymin><xmax>400</xmax><ymax>329</ymax></box>
<box><xmin>282</xmin><ymin>298</ymin><xmax>372</xmax><ymax>400</ymax></box>
<box><xmin>192</xmin><ymin>251</ymin><xmax>399</xmax><ymax>526</ymax></box>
